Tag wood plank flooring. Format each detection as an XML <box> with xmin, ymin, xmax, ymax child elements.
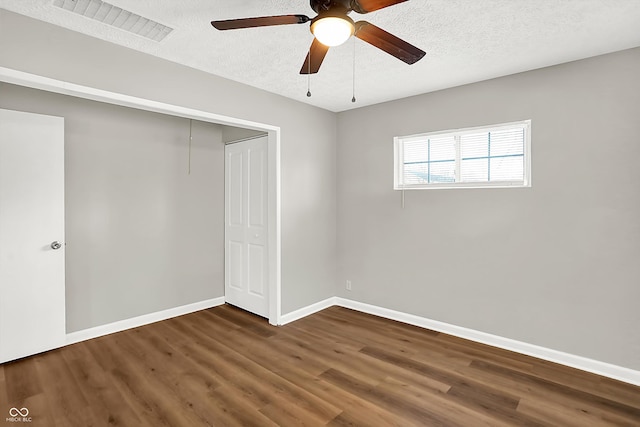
<box><xmin>1</xmin><ymin>305</ymin><xmax>639</xmax><ymax>426</ymax></box>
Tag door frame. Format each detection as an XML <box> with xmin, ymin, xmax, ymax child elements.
<box><xmin>0</xmin><ymin>67</ymin><xmax>282</xmax><ymax>326</ymax></box>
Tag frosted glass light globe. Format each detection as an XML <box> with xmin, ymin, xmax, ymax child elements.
<box><xmin>311</xmin><ymin>16</ymin><xmax>355</xmax><ymax>47</ymax></box>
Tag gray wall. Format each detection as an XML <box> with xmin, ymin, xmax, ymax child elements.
<box><xmin>0</xmin><ymin>10</ymin><xmax>337</xmax><ymax>320</ymax></box>
<box><xmin>336</xmin><ymin>47</ymin><xmax>640</xmax><ymax>370</ymax></box>
<box><xmin>2</xmin><ymin>9</ymin><xmax>638</xmax><ymax>371</ymax></box>
<box><xmin>0</xmin><ymin>84</ymin><xmax>226</xmax><ymax>332</ymax></box>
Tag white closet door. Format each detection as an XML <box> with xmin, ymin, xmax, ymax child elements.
<box><xmin>224</xmin><ymin>136</ymin><xmax>268</xmax><ymax>317</ymax></box>
<box><xmin>0</xmin><ymin>109</ymin><xmax>65</xmax><ymax>363</ymax></box>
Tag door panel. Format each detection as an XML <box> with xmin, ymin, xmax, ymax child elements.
<box><xmin>248</xmin><ymin>147</ymin><xmax>265</xmax><ymax>227</ymax></box>
<box><xmin>0</xmin><ymin>109</ymin><xmax>65</xmax><ymax>363</ymax></box>
<box><xmin>228</xmin><ymin>241</ymin><xmax>243</xmax><ymax>290</ymax></box>
<box><xmin>229</xmin><ymin>151</ymin><xmax>244</xmax><ymax>226</ymax></box>
<box><xmin>248</xmin><ymin>243</ymin><xmax>265</xmax><ymax>296</ymax></box>
<box><xmin>224</xmin><ymin>136</ymin><xmax>268</xmax><ymax>317</ymax></box>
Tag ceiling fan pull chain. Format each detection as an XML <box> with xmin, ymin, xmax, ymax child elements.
<box><xmin>307</xmin><ymin>45</ymin><xmax>312</xmax><ymax>97</ymax></box>
<box><xmin>352</xmin><ymin>36</ymin><xmax>357</xmax><ymax>103</ymax></box>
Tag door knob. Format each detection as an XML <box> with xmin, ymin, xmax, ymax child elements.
<box><xmin>50</xmin><ymin>241</ymin><xmax>62</xmax><ymax>250</ymax></box>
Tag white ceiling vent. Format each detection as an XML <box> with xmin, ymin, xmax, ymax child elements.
<box><xmin>52</xmin><ymin>0</ymin><xmax>173</xmax><ymax>42</ymax></box>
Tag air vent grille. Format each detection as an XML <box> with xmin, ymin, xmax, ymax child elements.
<box><xmin>52</xmin><ymin>0</ymin><xmax>173</xmax><ymax>42</ymax></box>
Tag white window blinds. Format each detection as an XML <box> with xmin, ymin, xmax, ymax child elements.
<box><xmin>394</xmin><ymin>120</ymin><xmax>531</xmax><ymax>189</ymax></box>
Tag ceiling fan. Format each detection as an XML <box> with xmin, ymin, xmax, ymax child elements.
<box><xmin>211</xmin><ymin>0</ymin><xmax>426</xmax><ymax>74</ymax></box>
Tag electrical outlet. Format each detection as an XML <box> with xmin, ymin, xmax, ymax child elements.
<box><xmin>346</xmin><ymin>280</ymin><xmax>352</xmax><ymax>291</ymax></box>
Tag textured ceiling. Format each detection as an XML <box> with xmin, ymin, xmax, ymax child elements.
<box><xmin>2</xmin><ymin>0</ymin><xmax>640</xmax><ymax>112</ymax></box>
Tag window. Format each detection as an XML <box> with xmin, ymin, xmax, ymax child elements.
<box><xmin>394</xmin><ymin>120</ymin><xmax>531</xmax><ymax>189</ymax></box>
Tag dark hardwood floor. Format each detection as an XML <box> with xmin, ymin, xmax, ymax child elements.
<box><xmin>1</xmin><ymin>304</ymin><xmax>639</xmax><ymax>426</ymax></box>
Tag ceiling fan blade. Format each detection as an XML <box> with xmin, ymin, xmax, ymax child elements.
<box><xmin>300</xmin><ymin>38</ymin><xmax>330</xmax><ymax>74</ymax></box>
<box><xmin>351</xmin><ymin>0</ymin><xmax>408</xmax><ymax>14</ymax></box>
<box><xmin>354</xmin><ymin>21</ymin><xmax>425</xmax><ymax>64</ymax></box>
<box><xmin>211</xmin><ymin>15</ymin><xmax>310</xmax><ymax>30</ymax></box>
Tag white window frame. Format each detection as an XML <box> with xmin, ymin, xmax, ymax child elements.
<box><xmin>394</xmin><ymin>120</ymin><xmax>531</xmax><ymax>190</ymax></box>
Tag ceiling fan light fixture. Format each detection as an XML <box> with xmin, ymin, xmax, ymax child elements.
<box><xmin>311</xmin><ymin>15</ymin><xmax>354</xmax><ymax>47</ymax></box>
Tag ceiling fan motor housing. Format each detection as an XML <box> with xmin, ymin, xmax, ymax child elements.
<box><xmin>310</xmin><ymin>0</ymin><xmax>354</xmax><ymax>14</ymax></box>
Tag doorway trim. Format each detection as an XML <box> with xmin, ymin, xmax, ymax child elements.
<box><xmin>0</xmin><ymin>66</ymin><xmax>282</xmax><ymax>326</ymax></box>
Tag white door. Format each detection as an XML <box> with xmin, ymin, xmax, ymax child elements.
<box><xmin>225</xmin><ymin>136</ymin><xmax>269</xmax><ymax>317</ymax></box>
<box><xmin>0</xmin><ymin>109</ymin><xmax>65</xmax><ymax>363</ymax></box>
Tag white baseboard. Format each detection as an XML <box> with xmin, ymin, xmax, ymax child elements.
<box><xmin>66</xmin><ymin>297</ymin><xmax>225</xmax><ymax>345</ymax></box>
<box><xmin>63</xmin><ymin>294</ymin><xmax>640</xmax><ymax>386</ymax></box>
<box><xmin>279</xmin><ymin>297</ymin><xmax>337</xmax><ymax>325</ymax></box>
<box><xmin>280</xmin><ymin>296</ymin><xmax>639</xmax><ymax>387</ymax></box>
